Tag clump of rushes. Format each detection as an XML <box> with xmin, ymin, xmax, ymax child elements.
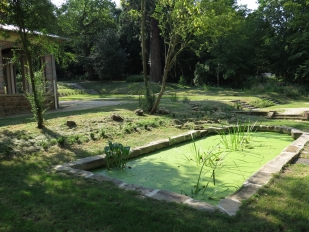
<box><xmin>57</xmin><ymin>136</ymin><xmax>65</xmax><ymax>147</ymax></box>
<box><xmin>218</xmin><ymin>121</ymin><xmax>257</xmax><ymax>151</ymax></box>
<box><xmin>185</xmin><ymin>140</ymin><xmax>228</xmax><ymax>198</ymax></box>
<box><xmin>104</xmin><ymin>141</ymin><xmax>130</xmax><ymax>170</ymax></box>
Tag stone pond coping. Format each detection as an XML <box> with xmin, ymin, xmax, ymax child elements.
<box><xmin>54</xmin><ymin>125</ymin><xmax>309</xmax><ymax>216</ymax></box>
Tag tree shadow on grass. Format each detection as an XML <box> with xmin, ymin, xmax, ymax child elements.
<box><xmin>0</xmin><ymin>101</ymin><xmax>137</xmax><ymax>128</ymax></box>
<box><xmin>1</xmin><ymin>156</ymin><xmax>309</xmax><ymax>231</ymax></box>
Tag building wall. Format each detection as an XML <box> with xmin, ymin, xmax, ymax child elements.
<box><xmin>0</xmin><ymin>94</ymin><xmax>56</xmax><ymax>117</ymax></box>
<box><xmin>0</xmin><ymin>40</ymin><xmax>59</xmax><ymax>116</ymax></box>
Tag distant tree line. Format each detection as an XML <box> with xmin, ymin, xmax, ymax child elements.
<box><xmin>17</xmin><ymin>0</ymin><xmax>309</xmax><ymax>88</ymax></box>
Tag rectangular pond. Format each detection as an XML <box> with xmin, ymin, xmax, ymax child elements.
<box><xmin>92</xmin><ymin>132</ymin><xmax>294</xmax><ymax>205</ymax></box>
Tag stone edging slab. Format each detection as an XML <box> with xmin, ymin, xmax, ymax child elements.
<box><xmin>53</xmin><ymin>125</ymin><xmax>309</xmax><ymax>216</ymax></box>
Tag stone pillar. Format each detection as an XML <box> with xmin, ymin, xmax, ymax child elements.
<box><xmin>21</xmin><ymin>57</ymin><xmax>31</xmax><ymax>92</ymax></box>
<box><xmin>43</xmin><ymin>54</ymin><xmax>58</xmax><ymax>109</ymax></box>
<box><xmin>6</xmin><ymin>63</ymin><xmax>15</xmax><ymax>94</ymax></box>
<box><xmin>0</xmin><ymin>50</ymin><xmax>4</xmax><ymax>94</ymax></box>
<box><xmin>43</xmin><ymin>55</ymin><xmax>54</xmax><ymax>93</ymax></box>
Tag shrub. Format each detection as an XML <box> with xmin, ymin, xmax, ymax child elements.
<box><xmin>126</xmin><ymin>75</ymin><xmax>145</xmax><ymax>82</ymax></box>
<box><xmin>250</xmin><ymin>99</ymin><xmax>274</xmax><ymax>108</ymax></box>
<box><xmin>193</xmin><ymin>62</ymin><xmax>210</xmax><ymax>86</ymax></box>
<box><xmin>57</xmin><ymin>136</ymin><xmax>65</xmax><ymax>146</ymax></box>
<box><xmin>139</xmin><ymin>93</ymin><xmax>156</xmax><ymax>112</ymax></box>
<box><xmin>104</xmin><ymin>141</ymin><xmax>130</xmax><ymax>170</ymax></box>
<box><xmin>91</xmin><ymin>29</ymin><xmax>127</xmax><ymax>80</ymax></box>
<box><xmin>178</xmin><ymin>76</ymin><xmax>187</xmax><ymax>87</ymax></box>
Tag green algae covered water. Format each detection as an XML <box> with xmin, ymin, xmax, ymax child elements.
<box><xmin>93</xmin><ymin>132</ymin><xmax>293</xmax><ymax>205</ymax></box>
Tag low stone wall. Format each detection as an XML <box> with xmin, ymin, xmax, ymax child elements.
<box><xmin>54</xmin><ymin>126</ymin><xmax>309</xmax><ymax>216</ymax></box>
<box><xmin>0</xmin><ymin>94</ymin><xmax>57</xmax><ymax>116</ymax></box>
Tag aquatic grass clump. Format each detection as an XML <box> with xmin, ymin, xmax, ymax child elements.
<box><xmin>187</xmin><ymin>122</ymin><xmax>258</xmax><ymax>200</ymax></box>
<box><xmin>104</xmin><ymin>141</ymin><xmax>130</xmax><ymax>170</ymax></box>
<box><xmin>218</xmin><ymin>121</ymin><xmax>258</xmax><ymax>151</ymax></box>
<box><xmin>190</xmin><ymin>144</ymin><xmax>228</xmax><ymax>197</ymax></box>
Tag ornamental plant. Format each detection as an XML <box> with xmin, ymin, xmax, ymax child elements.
<box><xmin>104</xmin><ymin>141</ymin><xmax>130</xmax><ymax>170</ymax></box>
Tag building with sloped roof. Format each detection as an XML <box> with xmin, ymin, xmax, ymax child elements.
<box><xmin>0</xmin><ymin>24</ymin><xmax>64</xmax><ymax>116</ymax></box>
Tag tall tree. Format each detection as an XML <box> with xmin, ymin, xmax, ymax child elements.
<box><xmin>119</xmin><ymin>0</ymin><xmax>162</xmax><ymax>83</ymax></box>
<box><xmin>151</xmin><ymin>0</ymin><xmax>201</xmax><ymax>114</ymax></box>
<box><xmin>0</xmin><ymin>0</ymin><xmax>59</xmax><ymax>128</ymax></box>
<box><xmin>196</xmin><ymin>0</ymin><xmax>245</xmax><ymax>86</ymax></box>
<box><xmin>149</xmin><ymin>17</ymin><xmax>162</xmax><ymax>83</ymax></box>
<box><xmin>57</xmin><ymin>0</ymin><xmax>116</xmax><ymax>78</ymax></box>
<box><xmin>90</xmin><ymin>29</ymin><xmax>127</xmax><ymax>80</ymax></box>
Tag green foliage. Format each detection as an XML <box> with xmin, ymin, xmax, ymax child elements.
<box><xmin>217</xmin><ymin>122</ymin><xmax>257</xmax><ymax>151</ymax></box>
<box><xmin>182</xmin><ymin>96</ymin><xmax>190</xmax><ymax>104</ymax></box>
<box><xmin>57</xmin><ymin>136</ymin><xmax>65</xmax><ymax>146</ymax></box>
<box><xmin>184</xmin><ymin>140</ymin><xmax>229</xmax><ymax>198</ymax></box>
<box><xmin>170</xmin><ymin>93</ymin><xmax>178</xmax><ymax>102</ymax></box>
<box><xmin>251</xmin><ymin>82</ymin><xmax>308</xmax><ymax>98</ymax></box>
<box><xmin>194</xmin><ymin>62</ymin><xmax>210</xmax><ymax>86</ymax></box>
<box><xmin>151</xmin><ymin>0</ymin><xmax>201</xmax><ymax>113</ymax></box>
<box><xmin>104</xmin><ymin>141</ymin><xmax>130</xmax><ymax>170</ymax></box>
<box><xmin>66</xmin><ymin>134</ymin><xmax>88</xmax><ymax>144</ymax></box>
<box><xmin>250</xmin><ymin>99</ymin><xmax>274</xmax><ymax>108</ymax></box>
<box><xmin>126</xmin><ymin>75</ymin><xmax>145</xmax><ymax>82</ymax></box>
<box><xmin>99</xmin><ymin>128</ymin><xmax>108</xmax><ymax>139</ymax></box>
<box><xmin>39</xmin><ymin>139</ymin><xmax>49</xmax><ymax>150</ymax></box>
<box><xmin>91</xmin><ymin>29</ymin><xmax>127</xmax><ymax>80</ymax></box>
<box><xmin>57</xmin><ymin>0</ymin><xmax>117</xmax><ymax>77</ymax></box>
<box><xmin>25</xmin><ymin>70</ymin><xmax>49</xmax><ymax>124</ymax></box>
<box><xmin>233</xmin><ymin>102</ymin><xmax>242</xmax><ymax>110</ymax></box>
<box><xmin>178</xmin><ymin>76</ymin><xmax>187</xmax><ymax>87</ymax></box>
<box><xmin>186</xmin><ymin>122</ymin><xmax>257</xmax><ymax>199</ymax></box>
<box><xmin>139</xmin><ymin>93</ymin><xmax>156</xmax><ymax>112</ymax></box>
<box><xmin>1</xmin><ymin>0</ymin><xmax>63</xmax><ymax>128</ymax></box>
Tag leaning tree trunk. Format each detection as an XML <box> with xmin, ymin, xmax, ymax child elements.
<box><xmin>150</xmin><ymin>44</ymin><xmax>174</xmax><ymax>114</ymax></box>
<box><xmin>25</xmin><ymin>50</ymin><xmax>44</xmax><ymax>128</ymax></box>
<box><xmin>141</xmin><ymin>0</ymin><xmax>153</xmax><ymax>111</ymax></box>
<box><xmin>216</xmin><ymin>63</ymin><xmax>220</xmax><ymax>87</ymax></box>
<box><xmin>150</xmin><ymin>18</ymin><xmax>162</xmax><ymax>83</ymax></box>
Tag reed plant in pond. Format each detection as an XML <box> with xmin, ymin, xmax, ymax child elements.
<box><xmin>217</xmin><ymin>121</ymin><xmax>258</xmax><ymax>151</ymax></box>
<box><xmin>184</xmin><ymin>138</ymin><xmax>229</xmax><ymax>198</ymax></box>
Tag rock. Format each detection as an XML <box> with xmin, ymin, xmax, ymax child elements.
<box><xmin>174</xmin><ymin>119</ymin><xmax>182</xmax><ymax>125</ymax></box>
<box><xmin>66</xmin><ymin>121</ymin><xmax>77</xmax><ymax>128</ymax></box>
<box><xmin>193</xmin><ymin>125</ymin><xmax>204</xmax><ymax>130</ymax></box>
<box><xmin>111</xmin><ymin>113</ymin><xmax>124</xmax><ymax>122</ymax></box>
<box><xmin>192</xmin><ymin>107</ymin><xmax>200</xmax><ymax>111</ymax></box>
<box><xmin>134</xmin><ymin>109</ymin><xmax>144</xmax><ymax>116</ymax></box>
<box><xmin>157</xmin><ymin>107</ymin><xmax>169</xmax><ymax>115</ymax></box>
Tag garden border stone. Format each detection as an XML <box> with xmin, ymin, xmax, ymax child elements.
<box><xmin>54</xmin><ymin>125</ymin><xmax>308</xmax><ymax>216</ymax></box>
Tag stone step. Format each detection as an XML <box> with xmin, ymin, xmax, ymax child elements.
<box><xmin>269</xmin><ymin>116</ymin><xmax>303</xmax><ymax>120</ymax></box>
<box><xmin>230</xmin><ymin>100</ymin><xmax>258</xmax><ymax>110</ymax></box>
<box><xmin>260</xmin><ymin>96</ymin><xmax>283</xmax><ymax>105</ymax></box>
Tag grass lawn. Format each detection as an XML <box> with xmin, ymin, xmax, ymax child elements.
<box><xmin>0</xmin><ymin>82</ymin><xmax>309</xmax><ymax>231</ymax></box>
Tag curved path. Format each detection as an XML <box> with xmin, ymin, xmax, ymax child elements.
<box><xmin>57</xmin><ymin>99</ymin><xmax>124</xmax><ymax>112</ymax></box>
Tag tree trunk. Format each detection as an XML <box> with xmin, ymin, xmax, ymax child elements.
<box><xmin>141</xmin><ymin>0</ymin><xmax>153</xmax><ymax>111</ymax></box>
<box><xmin>150</xmin><ymin>18</ymin><xmax>162</xmax><ymax>83</ymax></box>
<box><xmin>216</xmin><ymin>63</ymin><xmax>220</xmax><ymax>87</ymax></box>
<box><xmin>25</xmin><ymin>49</ymin><xmax>44</xmax><ymax>128</ymax></box>
<box><xmin>150</xmin><ymin>66</ymin><xmax>168</xmax><ymax>114</ymax></box>
<box><xmin>150</xmin><ymin>45</ymin><xmax>174</xmax><ymax>114</ymax></box>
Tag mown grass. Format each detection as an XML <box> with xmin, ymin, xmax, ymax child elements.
<box><xmin>1</xmin><ymin>82</ymin><xmax>309</xmax><ymax>231</ymax></box>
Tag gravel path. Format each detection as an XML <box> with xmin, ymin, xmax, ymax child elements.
<box><xmin>282</xmin><ymin>108</ymin><xmax>309</xmax><ymax>114</ymax></box>
<box><xmin>57</xmin><ymin>99</ymin><xmax>124</xmax><ymax>112</ymax></box>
